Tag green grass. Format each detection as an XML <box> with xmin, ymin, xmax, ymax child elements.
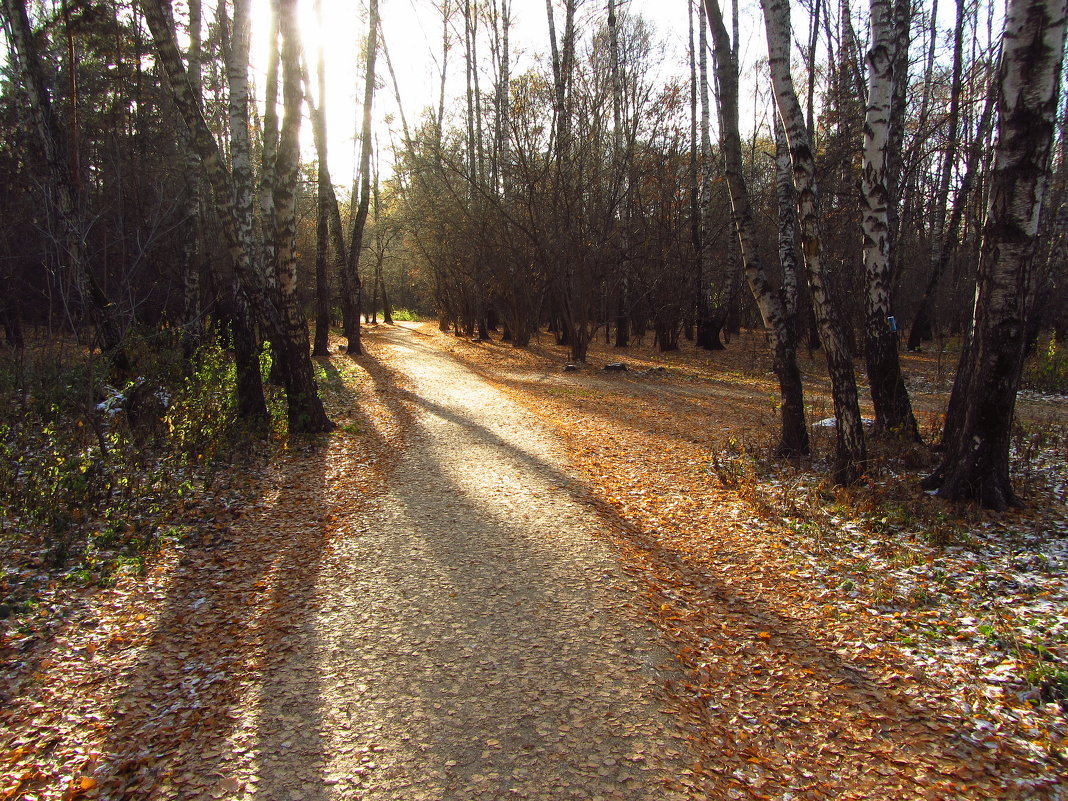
<box><xmin>388</xmin><ymin>308</ymin><xmax>423</xmax><ymax>322</ymax></box>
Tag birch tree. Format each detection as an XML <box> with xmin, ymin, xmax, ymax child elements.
<box><xmin>774</xmin><ymin>119</ymin><xmax>801</xmax><ymax>347</ymax></box>
<box><xmin>142</xmin><ymin>0</ymin><xmax>332</xmax><ymax>433</ymax></box>
<box><xmin>703</xmin><ymin>0</ymin><xmax>808</xmax><ymax>458</ymax></box>
<box><xmin>924</xmin><ymin>0</ymin><xmax>1068</xmax><ymax>509</ymax></box>
<box><xmin>227</xmin><ymin>0</ymin><xmax>270</xmax><ymax>422</ymax></box>
<box><xmin>311</xmin><ymin>0</ymin><xmax>333</xmax><ymax>357</ymax></box>
<box><xmin>760</xmin><ymin>0</ymin><xmax>866</xmax><ymax>483</ymax></box>
<box><xmin>343</xmin><ymin>0</ymin><xmax>380</xmax><ymax>355</ymax></box>
<box><xmin>268</xmin><ymin>0</ymin><xmax>332</xmax><ymax>431</ymax></box>
<box><xmin>861</xmin><ymin>0</ymin><xmax>919</xmax><ymax>440</ymax></box>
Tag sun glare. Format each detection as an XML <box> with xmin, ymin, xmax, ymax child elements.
<box><xmin>242</xmin><ymin>0</ymin><xmax>696</xmax><ymax>186</ymax></box>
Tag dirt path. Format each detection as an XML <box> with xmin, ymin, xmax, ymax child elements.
<box><xmin>0</xmin><ymin>325</ymin><xmax>711</xmax><ymax>800</ymax></box>
<box><xmin>234</xmin><ymin>325</ymin><xmax>709</xmax><ymax>800</ymax></box>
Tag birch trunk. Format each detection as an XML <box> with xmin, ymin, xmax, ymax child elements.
<box><xmin>924</xmin><ymin>0</ymin><xmax>1068</xmax><ymax>509</ymax></box>
<box><xmin>761</xmin><ymin>0</ymin><xmax>866</xmax><ymax>483</ymax></box>
<box><xmin>703</xmin><ymin>0</ymin><xmax>808</xmax><ymax>458</ymax></box>
<box><xmin>345</xmin><ymin>0</ymin><xmax>381</xmax><ymax>355</ymax></box>
<box><xmin>861</xmin><ymin>0</ymin><xmax>919</xmax><ymax>440</ymax></box>
<box><xmin>270</xmin><ymin>0</ymin><xmax>332</xmax><ymax>431</ymax></box>
<box><xmin>312</xmin><ymin>0</ymin><xmax>332</xmax><ymax>357</ymax></box>
<box><xmin>145</xmin><ymin>0</ymin><xmax>330</xmax><ymax>431</ymax></box>
<box><xmin>258</xmin><ymin>4</ymin><xmax>281</xmax><ymax>300</ymax></box>
<box><xmin>774</xmin><ymin>119</ymin><xmax>800</xmax><ymax>330</ymax></box>
<box><xmin>226</xmin><ymin>0</ymin><xmax>269</xmax><ymax>422</ymax></box>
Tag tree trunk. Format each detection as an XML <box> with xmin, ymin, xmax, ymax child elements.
<box><xmin>861</xmin><ymin>0</ymin><xmax>920</xmax><ymax>440</ymax></box>
<box><xmin>268</xmin><ymin>0</ymin><xmax>333</xmax><ymax>432</ymax></box>
<box><xmin>344</xmin><ymin>0</ymin><xmax>380</xmax><ymax>355</ymax></box>
<box><xmin>226</xmin><ymin>0</ymin><xmax>269</xmax><ymax>422</ymax></box>
<box><xmin>313</xmin><ymin>164</ymin><xmax>332</xmax><ymax>356</ymax></box>
<box><xmin>695</xmin><ymin>0</ymin><xmax>724</xmax><ymax>351</ymax></box>
<box><xmin>2</xmin><ymin>0</ymin><xmax>129</xmax><ymax>369</ymax></box>
<box><xmin>688</xmin><ymin>0</ymin><xmax>708</xmax><ymax>350</ymax></box>
<box><xmin>774</xmin><ymin>119</ymin><xmax>801</xmax><ymax>340</ymax></box>
<box><xmin>924</xmin><ymin>0</ymin><xmax>1068</xmax><ymax>510</ymax></box>
<box><xmin>704</xmin><ymin>0</ymin><xmax>809</xmax><ymax>459</ymax></box>
<box><xmin>760</xmin><ymin>0</ymin><xmax>865</xmax><ymax>482</ymax></box>
<box><xmin>312</xmin><ymin>0</ymin><xmax>331</xmax><ymax>357</ymax></box>
<box><xmin>232</xmin><ymin>291</ymin><xmax>267</xmax><ymax>422</ymax></box>
<box><xmin>258</xmin><ymin>4</ymin><xmax>281</xmax><ymax>295</ymax></box>
<box><xmin>144</xmin><ymin>0</ymin><xmax>332</xmax><ymax>430</ymax></box>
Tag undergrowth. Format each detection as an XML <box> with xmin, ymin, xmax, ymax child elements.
<box><xmin>1022</xmin><ymin>333</ymin><xmax>1068</xmax><ymax>394</ymax></box>
<box><xmin>388</xmin><ymin>308</ymin><xmax>423</xmax><ymax>322</ymax></box>
<box><xmin>0</xmin><ymin>331</ymin><xmax>267</xmax><ymax>594</ymax></box>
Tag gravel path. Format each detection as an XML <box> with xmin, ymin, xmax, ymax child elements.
<box><xmin>247</xmin><ymin>325</ymin><xmax>708</xmax><ymax>800</ymax></box>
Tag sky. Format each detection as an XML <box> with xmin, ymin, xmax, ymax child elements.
<box><xmin>248</xmin><ymin>0</ymin><xmax>767</xmax><ymax>189</ymax></box>
<box><xmin>245</xmin><ymin>0</ymin><xmax>988</xmax><ymax>192</ymax></box>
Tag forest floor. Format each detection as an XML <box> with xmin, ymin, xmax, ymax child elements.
<box><xmin>1</xmin><ymin>321</ymin><xmax>1066</xmax><ymax>800</ymax></box>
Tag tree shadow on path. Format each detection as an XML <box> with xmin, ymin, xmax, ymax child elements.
<box><xmin>363</xmin><ymin>324</ymin><xmax>1052</xmax><ymax>799</ymax></box>
<box><xmin>91</xmin><ymin>347</ymin><xmax>400</xmax><ymax>800</ymax></box>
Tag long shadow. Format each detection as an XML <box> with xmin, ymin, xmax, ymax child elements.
<box><xmin>358</xmin><ymin>325</ymin><xmax>1046</xmax><ymax>797</ymax></box>
<box><xmin>318</xmin><ymin>341</ymin><xmax>701</xmax><ymax>797</ymax></box>
<box><xmin>89</xmin><ymin>359</ymin><xmax>393</xmax><ymax>798</ymax></box>
<box><xmin>246</xmin><ymin>352</ymin><xmax>415</xmax><ymax>800</ymax></box>
<box><xmin>448</xmin><ymin>340</ymin><xmax>789</xmax><ymax>447</ymax></box>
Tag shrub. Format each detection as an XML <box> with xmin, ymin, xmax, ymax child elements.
<box><xmin>0</xmin><ymin>334</ymin><xmax>245</xmax><ymax>575</ymax></box>
<box><xmin>1023</xmin><ymin>334</ymin><xmax>1068</xmax><ymax>394</ymax></box>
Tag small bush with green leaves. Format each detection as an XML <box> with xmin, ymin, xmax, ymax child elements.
<box><xmin>1023</xmin><ymin>333</ymin><xmax>1068</xmax><ymax>394</ymax></box>
<box><xmin>0</xmin><ymin>333</ymin><xmax>249</xmax><ymax>576</ymax></box>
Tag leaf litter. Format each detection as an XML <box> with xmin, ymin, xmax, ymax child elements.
<box><xmin>2</xmin><ymin>328</ymin><xmax>714</xmax><ymax>800</ymax></box>
<box><xmin>2</xmin><ymin>323</ymin><xmax>1065</xmax><ymax>799</ymax></box>
<box><xmin>432</xmin><ymin>322</ymin><xmax>1068</xmax><ymax>799</ymax></box>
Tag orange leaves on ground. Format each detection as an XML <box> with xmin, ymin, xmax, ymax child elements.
<box><xmin>429</xmin><ymin>322</ymin><xmax>1066</xmax><ymax>800</ymax></box>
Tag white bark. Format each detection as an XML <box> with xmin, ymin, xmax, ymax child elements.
<box><xmin>761</xmin><ymin>0</ymin><xmax>866</xmax><ymax>482</ymax></box>
<box><xmin>228</xmin><ymin>0</ymin><xmax>256</xmax><ymax>269</ymax></box>
<box><xmin>703</xmin><ymin>0</ymin><xmax>808</xmax><ymax>456</ymax></box>
<box><xmin>929</xmin><ymin>0</ymin><xmax>1068</xmax><ymax>508</ymax></box>
<box><xmin>774</xmin><ymin>118</ymin><xmax>799</xmax><ymax>324</ymax></box>
<box><xmin>861</xmin><ymin>0</ymin><xmax>894</xmax><ymax>321</ymax></box>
